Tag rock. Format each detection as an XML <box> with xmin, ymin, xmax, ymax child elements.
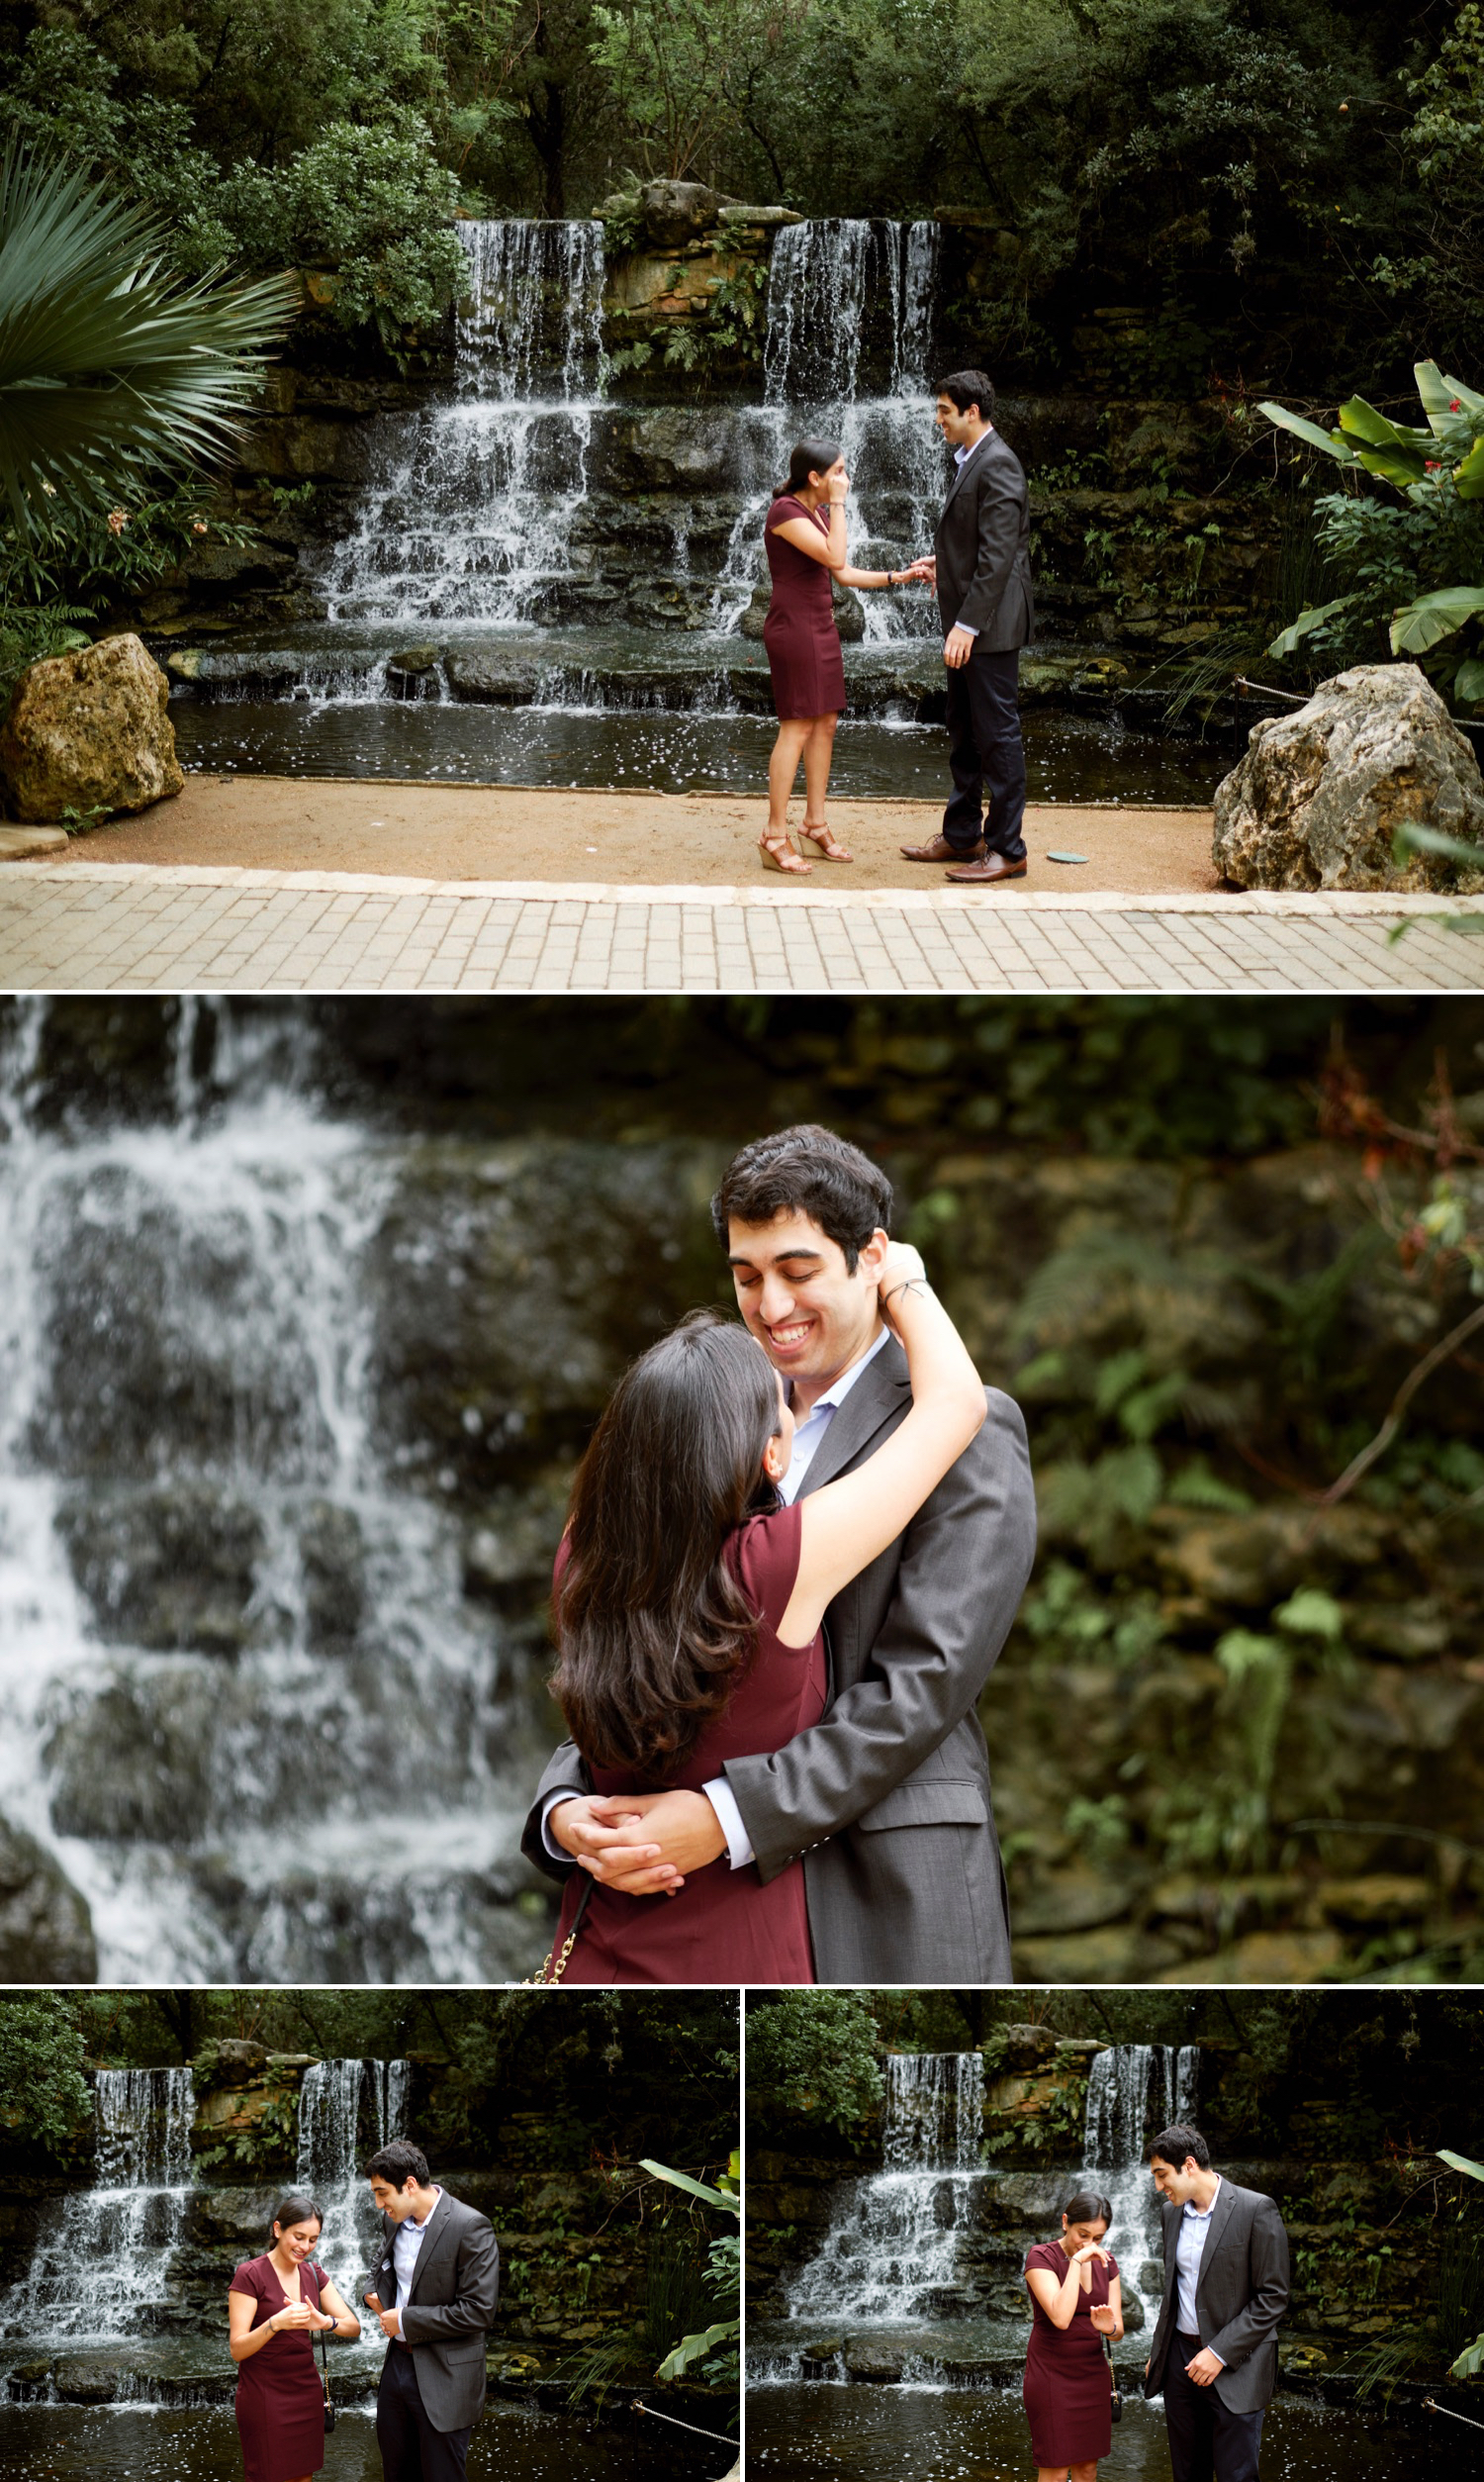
<box><xmin>201</xmin><ymin>2040</ymin><xmax>271</xmax><ymax>2083</ymax></box>
<box><xmin>1012</xmin><ymin>1865</ymin><xmax>1141</xmax><ymax>1937</ymax></box>
<box><xmin>0</xmin><ymin>826</ymin><xmax>69</xmax><ymax>858</ymax></box>
<box><xmin>189</xmin><ymin>2183</ymin><xmax>279</xmax><ymax>2239</ymax></box>
<box><xmin>389</xmin><ymin>644</ymin><xmax>441</xmax><ymax>674</ymax></box>
<box><xmin>52</xmin><ymin>2353</ymin><xmax>123</xmax><ymax>2405</ymax></box>
<box><xmin>717</xmin><ymin>204</ymin><xmax>805</xmax><ymax>228</ymax></box>
<box><xmin>45</xmin><ymin>1669</ymin><xmax>220</xmax><ymax>1843</ymax></box>
<box><xmin>1316</xmin><ymin>1874</ymin><xmax>1433</xmax><ymax>1927</ymax></box>
<box><xmin>1212</xmin><ymin>661</ymin><xmax>1484</xmax><ymax>890</ymax></box>
<box><xmin>843</xmin><ymin>2339</ymin><xmax>904</xmax><ymax>2381</ymax></box>
<box><xmin>444</xmin><ymin>650</ymin><xmax>542</xmax><ymax>704</ymax></box>
<box><xmin>831</xmin><ymin>578</ymin><xmax>867</xmax><ymax>642</ymax></box>
<box><xmin>55</xmin><ymin>1483</ymin><xmax>265</xmax><ymax>1654</ymax></box>
<box><xmin>0</xmin><ymin>1815</ymin><xmax>96</xmax><ymax>1980</ymax></box>
<box><xmin>1154</xmin><ymin>1928</ymin><xmax>1346</xmax><ymax>1983</ymax></box>
<box><xmin>0</xmin><ymin>633</ymin><xmax>183</xmax><ymax>823</ymax></box>
<box><xmin>996</xmin><ymin>2023</ymin><xmax>1059</xmax><ymax>2072</ymax></box>
<box><xmin>637</xmin><ymin>180</ymin><xmax>735</xmax><ymax>248</ymax></box>
<box><xmin>740</xmin><ymin>581</ymin><xmax>770</xmax><ymax>642</ymax></box>
<box><xmin>1014</xmin><ymin>1926</ymin><xmax>1182</xmax><ymax>1982</ymax></box>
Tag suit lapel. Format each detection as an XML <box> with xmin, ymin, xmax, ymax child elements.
<box><xmin>1195</xmin><ymin>2179</ymin><xmax>1237</xmax><ymax>2308</ymax></box>
<box><xmin>940</xmin><ymin>430</ymin><xmax>994</xmax><ymax>519</ymax></box>
<box><xmin>406</xmin><ymin>2194</ymin><xmax>457</xmax><ymax>2304</ymax></box>
<box><xmin>795</xmin><ymin>1339</ymin><xmax>910</xmax><ymax>1500</ymax></box>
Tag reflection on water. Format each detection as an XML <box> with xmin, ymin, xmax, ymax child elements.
<box><xmin>173</xmin><ymin>702</ymin><xmax>1225</xmax><ymax>808</ymax></box>
<box><xmin>748</xmin><ymin>2380</ymin><xmax>1468</xmax><ymax>2482</ymax></box>
<box><xmin>0</xmin><ymin>2401</ymin><xmax>720</xmax><ymax>2482</ymax></box>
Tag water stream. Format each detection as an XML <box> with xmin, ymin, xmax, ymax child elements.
<box><xmin>297</xmin><ymin>2054</ymin><xmax>410</xmax><ymax>2343</ymax></box>
<box><xmin>1083</xmin><ymin>2042</ymin><xmax>1199</xmax><ymax>2335</ymax></box>
<box><xmin>784</xmin><ymin>2053</ymin><xmax>988</xmax><ymax>2328</ymax></box>
<box><xmin>0</xmin><ymin>2068</ymin><xmax>195</xmax><ymax>2345</ymax></box>
<box><xmin>0</xmin><ymin>1001</ymin><xmax>532</xmax><ymax>1983</ymax></box>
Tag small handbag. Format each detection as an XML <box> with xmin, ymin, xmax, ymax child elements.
<box><xmin>526</xmin><ymin>1877</ymin><xmax>593</xmax><ymax>1985</ymax></box>
<box><xmin>317</xmin><ymin>2285</ymin><xmax>335</xmax><ymax>2434</ymax></box>
<box><xmin>1104</xmin><ymin>2334</ymin><xmax>1122</xmax><ymax>2425</ymax></box>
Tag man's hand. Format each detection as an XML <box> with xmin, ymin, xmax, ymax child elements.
<box><xmin>904</xmin><ymin>555</ymin><xmax>936</xmax><ymax>584</ymax></box>
<box><xmin>378</xmin><ymin>2308</ymin><xmax>402</xmax><ymax>2340</ymax></box>
<box><xmin>1184</xmin><ymin>2347</ymin><xmax>1224</xmax><ymax>2387</ymax></box>
<box><xmin>557</xmin><ymin>1789</ymin><xmax>726</xmax><ymax>1894</ymax></box>
<box><xmin>944</xmin><ymin>623</ymin><xmax>976</xmax><ymax>669</ymax></box>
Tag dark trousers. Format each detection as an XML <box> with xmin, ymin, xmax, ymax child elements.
<box><xmin>942</xmin><ymin>645</ymin><xmax>1027</xmax><ymax>858</ymax></box>
<box><xmin>1162</xmin><ymin>2335</ymin><xmax>1264</xmax><ymax>2482</ymax></box>
<box><xmin>376</xmin><ymin>2343</ymin><xmax>472</xmax><ymax>2482</ymax></box>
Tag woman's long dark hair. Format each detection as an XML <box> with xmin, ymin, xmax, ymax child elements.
<box><xmin>549</xmin><ymin>1310</ymin><xmax>782</xmax><ymax>1777</ymax></box>
<box><xmin>778</xmin><ymin>436</ymin><xmax>841</xmax><ymax>498</ymax></box>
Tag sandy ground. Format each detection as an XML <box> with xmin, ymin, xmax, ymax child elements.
<box><xmin>46</xmin><ymin>778</ymin><xmax>1220</xmax><ymax>893</ymax></box>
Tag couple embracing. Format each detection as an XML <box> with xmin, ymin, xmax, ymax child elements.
<box><xmin>522</xmin><ymin>1122</ymin><xmax>1038</xmax><ymax>1985</ymax></box>
<box><xmin>758</xmin><ymin>366</ymin><xmax>1033</xmax><ymax>886</ymax></box>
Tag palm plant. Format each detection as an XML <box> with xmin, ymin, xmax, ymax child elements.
<box><xmin>0</xmin><ymin>139</ymin><xmax>298</xmax><ymax>537</ymax></box>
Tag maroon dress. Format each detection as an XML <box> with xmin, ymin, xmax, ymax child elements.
<box><xmin>232</xmin><ymin>2255</ymin><xmax>327</xmax><ymax>2482</ymax></box>
<box><xmin>763</xmin><ymin>496</ymin><xmax>848</xmax><ymax>719</ymax></box>
<box><xmin>1022</xmin><ymin>2240</ymin><xmax>1119</xmax><ymax>2466</ymax></box>
<box><xmin>551</xmin><ymin>1500</ymin><xmax>825</xmax><ymax>1983</ymax></box>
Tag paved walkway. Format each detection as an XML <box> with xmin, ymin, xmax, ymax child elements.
<box><xmin>1</xmin><ymin>863</ymin><xmax>1480</xmax><ymax>992</ymax></box>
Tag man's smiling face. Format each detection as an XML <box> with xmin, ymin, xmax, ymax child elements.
<box><xmin>727</xmin><ymin>1207</ymin><xmax>887</xmax><ymax>1408</ymax></box>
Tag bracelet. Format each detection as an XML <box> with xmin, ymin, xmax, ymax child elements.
<box><xmin>881</xmin><ymin>1276</ymin><xmax>930</xmax><ymax>1308</ymax></box>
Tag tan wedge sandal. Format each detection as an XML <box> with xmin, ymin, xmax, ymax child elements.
<box><xmin>759</xmin><ymin>833</ymin><xmax>812</xmax><ymax>875</ymax></box>
<box><xmin>799</xmin><ymin>820</ymin><xmax>854</xmax><ymax>863</ymax></box>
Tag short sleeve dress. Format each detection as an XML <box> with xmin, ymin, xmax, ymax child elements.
<box><xmin>231</xmin><ymin>2254</ymin><xmax>327</xmax><ymax>2482</ymax></box>
<box><xmin>550</xmin><ymin>1499</ymin><xmax>826</xmax><ymax>1983</ymax></box>
<box><xmin>1022</xmin><ymin>2239</ymin><xmax>1119</xmax><ymax>2466</ymax></box>
<box><xmin>763</xmin><ymin>497</ymin><xmax>848</xmax><ymax>719</ymax></box>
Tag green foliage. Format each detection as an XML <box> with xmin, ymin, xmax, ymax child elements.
<box><xmin>745</xmin><ymin>1991</ymin><xmax>883</xmax><ymax>2143</ymax></box>
<box><xmin>0</xmin><ymin>139</ymin><xmax>296</xmax><ymax>534</ymax></box>
<box><xmin>0</xmin><ymin>1996</ymin><xmax>91</xmax><ymax>2156</ymax></box>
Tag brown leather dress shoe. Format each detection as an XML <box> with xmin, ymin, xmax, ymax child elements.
<box><xmin>900</xmin><ymin>834</ymin><xmax>983</xmax><ymax>863</ymax></box>
<box><xmin>944</xmin><ymin>853</ymin><xmax>1028</xmax><ymax>885</ymax></box>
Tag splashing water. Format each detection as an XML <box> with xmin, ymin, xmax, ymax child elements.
<box><xmin>0</xmin><ymin>2070</ymin><xmax>195</xmax><ymax>2342</ymax></box>
<box><xmin>786</xmin><ymin>2053</ymin><xmax>986</xmax><ymax>2324</ymax></box>
<box><xmin>297</xmin><ymin>2055</ymin><xmax>410</xmax><ymax>2343</ymax></box>
<box><xmin>1083</xmin><ymin>2043</ymin><xmax>1200</xmax><ymax>2332</ymax></box>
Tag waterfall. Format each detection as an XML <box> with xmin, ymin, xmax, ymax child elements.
<box><xmin>714</xmin><ymin>216</ymin><xmax>943</xmax><ymax>643</ymax></box>
<box><xmin>309</xmin><ymin>218</ymin><xmax>607</xmax><ymax>636</ymax></box>
<box><xmin>0</xmin><ymin>2069</ymin><xmax>195</xmax><ymax>2341</ymax></box>
<box><xmin>0</xmin><ymin>999</ymin><xmax>522</xmax><ymax>1983</ymax></box>
<box><xmin>297</xmin><ymin>2055</ymin><xmax>410</xmax><ymax>2342</ymax></box>
<box><xmin>1083</xmin><ymin>2044</ymin><xmax>1200</xmax><ymax>2334</ymax></box>
<box><xmin>786</xmin><ymin>2053</ymin><xmax>986</xmax><ymax>2323</ymax></box>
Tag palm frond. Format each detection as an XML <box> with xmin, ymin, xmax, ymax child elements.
<box><xmin>0</xmin><ymin>139</ymin><xmax>299</xmax><ymax>532</ymax></box>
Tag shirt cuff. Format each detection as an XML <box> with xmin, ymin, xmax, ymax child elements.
<box><xmin>955</xmin><ymin>622</ymin><xmax>979</xmax><ymax>636</ymax></box>
<box><xmin>702</xmin><ymin>1777</ymin><xmax>755</xmax><ymax>1869</ymax></box>
<box><xmin>541</xmin><ymin>1791</ymin><xmax>584</xmax><ymax>1861</ymax></box>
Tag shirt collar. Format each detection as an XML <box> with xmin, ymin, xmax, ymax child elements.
<box><xmin>1182</xmin><ymin>2178</ymin><xmax>1221</xmax><ymax>2220</ymax></box>
<box><xmin>954</xmin><ymin>427</ymin><xmax>995</xmax><ymax>467</ymax></box>
<box><xmin>793</xmin><ymin>1322</ymin><xmax>891</xmax><ymax>1422</ymax></box>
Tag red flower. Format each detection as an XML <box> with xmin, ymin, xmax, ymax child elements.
<box><xmin>1451</xmin><ymin>398</ymin><xmax>1462</xmax><ymax>412</ymax></box>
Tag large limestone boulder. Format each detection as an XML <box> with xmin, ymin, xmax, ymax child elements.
<box><xmin>1213</xmin><ymin>661</ymin><xmax>1484</xmax><ymax>891</ymax></box>
<box><xmin>0</xmin><ymin>631</ymin><xmax>183</xmax><ymax>823</ymax></box>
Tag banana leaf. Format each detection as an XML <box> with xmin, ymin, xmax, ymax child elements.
<box><xmin>639</xmin><ymin>2158</ymin><xmax>739</xmax><ymax>2216</ymax></box>
<box><xmin>1454</xmin><ymin>656</ymin><xmax>1484</xmax><ymax>705</ymax></box>
<box><xmin>1267</xmin><ymin>595</ymin><xmax>1356</xmax><ymax>659</ymax></box>
<box><xmin>655</xmin><ymin>2318</ymin><xmax>739</xmax><ymax>2382</ymax></box>
<box><xmin>1453</xmin><ymin>435</ymin><xmax>1484</xmax><ymax>500</ymax></box>
<box><xmin>1338</xmin><ymin>396</ymin><xmax>1432</xmax><ymax>459</ymax></box>
<box><xmin>1389</xmin><ymin>585</ymin><xmax>1484</xmax><ymax>656</ymax></box>
<box><xmin>1438</xmin><ymin>2149</ymin><xmax>1484</xmax><ymax>2182</ymax></box>
<box><xmin>1257</xmin><ymin>401</ymin><xmax>1357</xmax><ymax>465</ymax></box>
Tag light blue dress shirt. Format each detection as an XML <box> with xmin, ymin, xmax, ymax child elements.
<box><xmin>1174</xmin><ymin>2178</ymin><xmax>1224</xmax><ymax>2355</ymax></box>
<box><xmin>388</xmin><ymin>2187</ymin><xmax>442</xmax><ymax>2337</ymax></box>
<box><xmin>950</xmin><ymin>426</ymin><xmax>995</xmax><ymax>639</ymax></box>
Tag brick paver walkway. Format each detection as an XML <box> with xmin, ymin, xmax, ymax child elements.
<box><xmin>1</xmin><ymin>863</ymin><xmax>1480</xmax><ymax>993</ymax></box>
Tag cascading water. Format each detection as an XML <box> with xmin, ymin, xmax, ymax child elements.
<box><xmin>0</xmin><ymin>2070</ymin><xmax>195</xmax><ymax>2343</ymax></box>
<box><xmin>0</xmin><ymin>999</ymin><xmax>531</xmax><ymax>1983</ymax></box>
<box><xmin>308</xmin><ymin>219</ymin><xmax>607</xmax><ymax>641</ymax></box>
<box><xmin>786</xmin><ymin>2053</ymin><xmax>986</xmax><ymax>2324</ymax></box>
<box><xmin>297</xmin><ymin>2056</ymin><xmax>410</xmax><ymax>2346</ymax></box>
<box><xmin>1083</xmin><ymin>2044</ymin><xmax>1200</xmax><ymax>2335</ymax></box>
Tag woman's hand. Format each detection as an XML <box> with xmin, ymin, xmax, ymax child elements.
<box><xmin>1070</xmin><ymin>2242</ymin><xmax>1110</xmax><ymax>2266</ymax></box>
<box><xmin>1089</xmin><ymin>2304</ymin><xmax>1117</xmax><ymax>2333</ymax></box>
<box><xmin>826</xmin><ymin>462</ymin><xmax>851</xmax><ymax>504</ymax></box>
<box><xmin>877</xmin><ymin>1239</ymin><xmax>927</xmax><ymax>1331</ymax></box>
<box><xmin>309</xmin><ymin>2306</ymin><xmax>336</xmax><ymax>2330</ymax></box>
<box><xmin>274</xmin><ymin>2302</ymin><xmax>315</xmax><ymax>2329</ymax></box>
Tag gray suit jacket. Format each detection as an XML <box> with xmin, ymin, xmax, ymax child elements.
<box><xmin>1144</xmin><ymin>2179</ymin><xmax>1290</xmax><ymax>2415</ymax></box>
<box><xmin>522</xmin><ymin>1337</ymin><xmax>1037</xmax><ymax>1983</ymax></box>
<box><xmin>365</xmin><ymin>2190</ymin><xmax>499</xmax><ymax>2434</ymax></box>
<box><xmin>935</xmin><ymin>428</ymin><xmax>1034</xmax><ymax>651</ymax></box>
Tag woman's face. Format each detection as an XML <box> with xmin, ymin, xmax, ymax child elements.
<box><xmin>1064</xmin><ymin>2216</ymin><xmax>1109</xmax><ymax>2250</ymax></box>
<box><xmin>274</xmin><ymin>2217</ymin><xmax>323</xmax><ymax>2262</ymax></box>
<box><xmin>806</xmin><ymin>457</ymin><xmax>846</xmax><ymax>495</ymax></box>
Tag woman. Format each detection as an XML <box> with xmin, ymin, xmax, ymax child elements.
<box><xmin>758</xmin><ymin>439</ymin><xmax>927</xmax><ymax>874</ymax></box>
<box><xmin>229</xmin><ymin>2193</ymin><xmax>360</xmax><ymax>2482</ymax></box>
<box><xmin>543</xmin><ymin>1237</ymin><xmax>984</xmax><ymax>1981</ymax></box>
<box><xmin>1022</xmin><ymin>2190</ymin><xmax>1124</xmax><ymax>2482</ymax></box>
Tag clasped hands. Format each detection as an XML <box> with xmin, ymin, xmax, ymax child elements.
<box><xmin>890</xmin><ymin>555</ymin><xmax>974</xmax><ymax>669</ymax></box>
<box><xmin>364</xmin><ymin>2290</ymin><xmax>404</xmax><ymax>2340</ymax></box>
<box><xmin>276</xmin><ymin>2300</ymin><xmax>333</xmax><ymax>2331</ymax></box>
<box><xmin>548</xmin><ymin>1787</ymin><xmax>727</xmax><ymax>1896</ymax></box>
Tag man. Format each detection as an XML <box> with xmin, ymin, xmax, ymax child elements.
<box><xmin>1144</xmin><ymin>2122</ymin><xmax>1290</xmax><ymax>2482</ymax></box>
<box><xmin>522</xmin><ymin>1122</ymin><xmax>1037</xmax><ymax>1983</ymax></box>
<box><xmin>362</xmin><ymin>2138</ymin><xmax>500</xmax><ymax>2482</ymax></box>
<box><xmin>900</xmin><ymin>367</ymin><xmax>1034</xmax><ymax>888</ymax></box>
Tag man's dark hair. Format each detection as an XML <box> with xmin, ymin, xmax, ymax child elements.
<box><xmin>935</xmin><ymin>367</ymin><xmax>995</xmax><ymax>422</ymax></box>
<box><xmin>1150</xmin><ymin>2123</ymin><xmax>1211</xmax><ymax>2171</ymax></box>
<box><xmin>709</xmin><ymin>1124</ymin><xmax>892</xmax><ymax>1270</ymax></box>
<box><xmin>367</xmin><ymin>2139</ymin><xmax>429</xmax><ymax>2188</ymax></box>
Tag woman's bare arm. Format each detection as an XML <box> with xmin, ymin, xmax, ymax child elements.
<box><xmin>230</xmin><ymin>2289</ymin><xmax>300</xmax><ymax>2362</ymax></box>
<box><xmin>316</xmin><ymin>2274</ymin><xmax>361</xmax><ymax>2339</ymax></box>
<box><xmin>779</xmin><ymin>1242</ymin><xmax>985</xmax><ymax>1645</ymax></box>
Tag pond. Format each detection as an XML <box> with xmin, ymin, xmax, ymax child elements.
<box><xmin>171</xmin><ymin>697</ymin><xmax>1227</xmax><ymax>808</ymax></box>
<box><xmin>746</xmin><ymin>2377</ymin><xmax>1478</xmax><ymax>2482</ymax></box>
<box><xmin>0</xmin><ymin>2399</ymin><xmax>722</xmax><ymax>2481</ymax></box>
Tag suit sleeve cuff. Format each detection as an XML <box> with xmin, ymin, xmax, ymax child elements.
<box><xmin>540</xmin><ymin>1791</ymin><xmax>583</xmax><ymax>1860</ymax></box>
<box><xmin>702</xmin><ymin>1778</ymin><xmax>755</xmax><ymax>1868</ymax></box>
